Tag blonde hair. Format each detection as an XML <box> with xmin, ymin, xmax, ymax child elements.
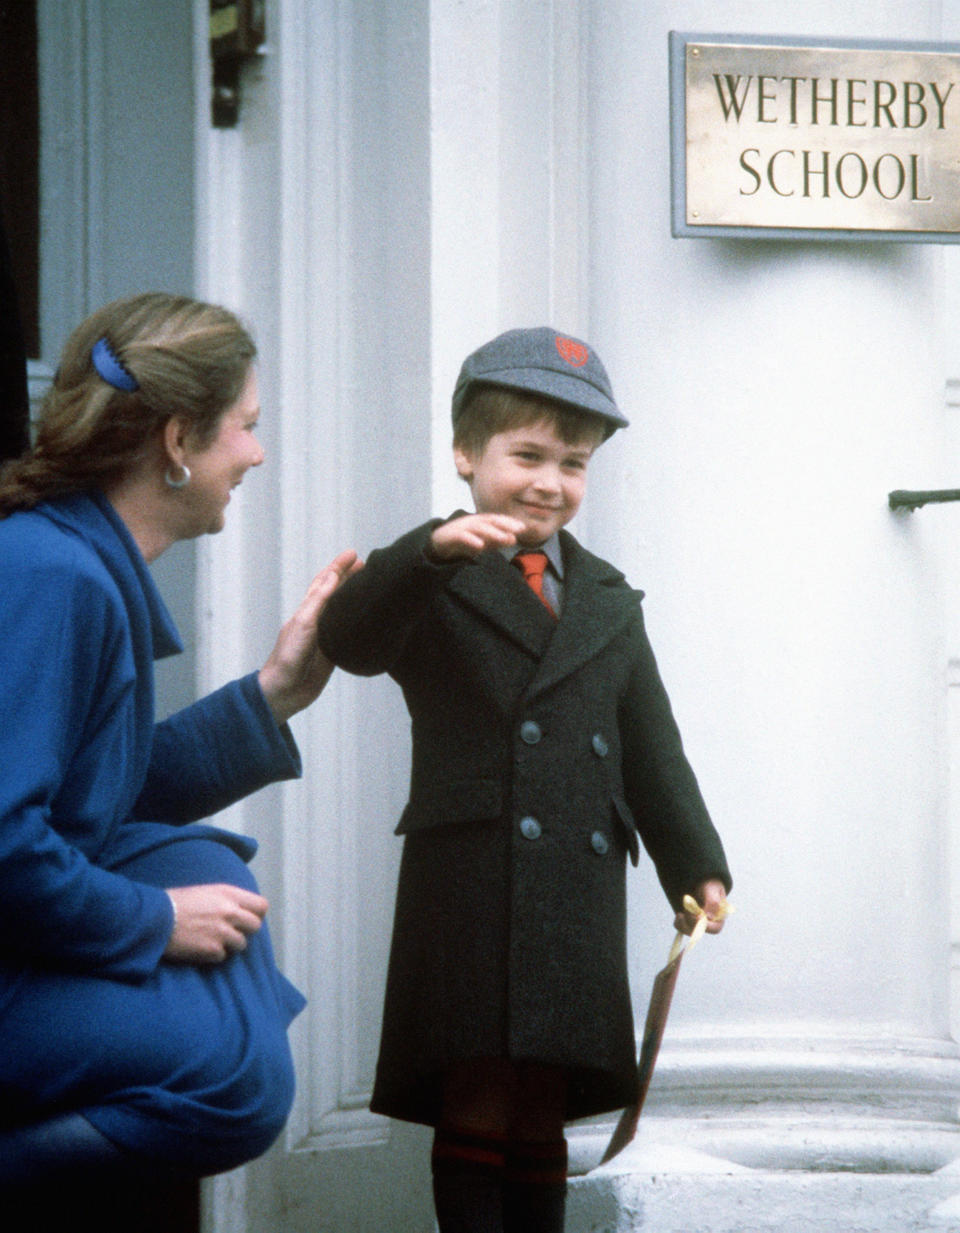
<box><xmin>453</xmin><ymin>385</ymin><xmax>607</xmax><ymax>459</ymax></box>
<box><xmin>0</xmin><ymin>292</ymin><xmax>256</xmax><ymax>516</ymax></box>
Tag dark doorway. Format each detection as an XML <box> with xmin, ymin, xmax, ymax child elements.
<box><xmin>0</xmin><ymin>0</ymin><xmax>39</xmax><ymax>358</ymax></box>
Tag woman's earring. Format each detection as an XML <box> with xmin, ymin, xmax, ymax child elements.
<box><xmin>165</xmin><ymin>464</ymin><xmax>191</xmax><ymax>490</ymax></box>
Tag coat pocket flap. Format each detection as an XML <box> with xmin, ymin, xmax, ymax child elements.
<box><xmin>395</xmin><ymin>779</ymin><xmax>503</xmax><ymax>834</ymax></box>
<box><xmin>611</xmin><ymin>793</ymin><xmax>640</xmax><ymax>866</ymax></box>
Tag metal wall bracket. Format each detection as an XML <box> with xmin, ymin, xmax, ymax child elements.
<box><xmin>888</xmin><ymin>489</ymin><xmax>960</xmax><ymax>511</ymax></box>
<box><xmin>210</xmin><ymin>1</ymin><xmax>266</xmax><ymax>128</ymax></box>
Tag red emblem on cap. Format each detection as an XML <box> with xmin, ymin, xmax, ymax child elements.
<box><xmin>555</xmin><ymin>335</ymin><xmax>588</xmax><ymax>367</ymax></box>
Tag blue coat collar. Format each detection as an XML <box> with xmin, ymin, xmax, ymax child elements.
<box><xmin>40</xmin><ymin>491</ymin><xmax>183</xmax><ymax>661</ymax></box>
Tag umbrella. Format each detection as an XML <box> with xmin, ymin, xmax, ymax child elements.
<box><xmin>601</xmin><ymin>894</ymin><xmax>732</xmax><ymax>1164</ymax></box>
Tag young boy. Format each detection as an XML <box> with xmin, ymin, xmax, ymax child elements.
<box><xmin>317</xmin><ymin>327</ymin><xmax>731</xmax><ymax>1233</ymax></box>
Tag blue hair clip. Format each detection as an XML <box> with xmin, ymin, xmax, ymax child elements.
<box><xmin>92</xmin><ymin>336</ymin><xmax>139</xmax><ymax>392</ymax></box>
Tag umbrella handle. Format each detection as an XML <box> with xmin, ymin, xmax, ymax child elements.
<box><xmin>667</xmin><ymin>893</ymin><xmax>733</xmax><ymax>964</ymax></box>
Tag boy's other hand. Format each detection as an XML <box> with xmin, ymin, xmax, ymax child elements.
<box><xmin>430</xmin><ymin>513</ymin><xmax>526</xmax><ymax>561</ymax></box>
<box><xmin>674</xmin><ymin>878</ymin><xmax>729</xmax><ymax>936</ymax></box>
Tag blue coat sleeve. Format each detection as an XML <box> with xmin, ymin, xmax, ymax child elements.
<box><xmin>134</xmin><ymin>673</ymin><xmax>302</xmax><ymax>822</ymax></box>
<box><xmin>0</xmin><ymin>555</ymin><xmax>173</xmax><ymax>981</ymax></box>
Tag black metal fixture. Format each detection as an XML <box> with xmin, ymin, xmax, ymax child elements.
<box><xmin>888</xmin><ymin>489</ymin><xmax>960</xmax><ymax>511</ymax></box>
<box><xmin>210</xmin><ymin>0</ymin><xmax>266</xmax><ymax>128</ymax></box>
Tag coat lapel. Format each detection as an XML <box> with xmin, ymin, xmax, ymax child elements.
<box><xmin>444</xmin><ymin>531</ymin><xmax>640</xmax><ymax>692</ymax></box>
<box><xmin>527</xmin><ymin>532</ymin><xmax>640</xmax><ymax>699</ymax></box>
<box><xmin>445</xmin><ymin>548</ymin><xmax>556</xmax><ymax>660</ymax></box>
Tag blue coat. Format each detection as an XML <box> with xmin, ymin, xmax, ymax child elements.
<box><xmin>0</xmin><ymin>493</ymin><xmax>305</xmax><ymax>1172</ymax></box>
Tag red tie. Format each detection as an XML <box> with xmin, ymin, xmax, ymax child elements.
<box><xmin>513</xmin><ymin>550</ymin><xmax>556</xmax><ymax>618</ymax></box>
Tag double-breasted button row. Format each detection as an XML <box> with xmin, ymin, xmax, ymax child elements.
<box><xmin>517</xmin><ymin>815</ymin><xmax>611</xmax><ymax>856</ymax></box>
<box><xmin>518</xmin><ymin>722</ymin><xmax>607</xmax><ymax>757</ymax></box>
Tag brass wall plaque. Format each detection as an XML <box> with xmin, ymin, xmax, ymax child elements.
<box><xmin>670</xmin><ymin>33</ymin><xmax>960</xmax><ymax>241</ymax></box>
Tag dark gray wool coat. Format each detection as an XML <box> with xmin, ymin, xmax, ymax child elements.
<box><xmin>317</xmin><ymin>517</ymin><xmax>731</xmax><ymax>1127</ymax></box>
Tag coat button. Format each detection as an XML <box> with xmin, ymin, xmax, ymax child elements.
<box><xmin>592</xmin><ymin>733</ymin><xmax>609</xmax><ymax>757</ymax></box>
<box><xmin>590</xmin><ymin>831</ymin><xmax>609</xmax><ymax>856</ymax></box>
<box><xmin>520</xmin><ymin>720</ymin><xmax>542</xmax><ymax>745</ymax></box>
<box><xmin>520</xmin><ymin>816</ymin><xmax>542</xmax><ymax>841</ymax></box>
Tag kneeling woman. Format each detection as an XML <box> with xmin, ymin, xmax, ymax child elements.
<box><xmin>0</xmin><ymin>293</ymin><xmax>358</xmax><ymax>1182</ymax></box>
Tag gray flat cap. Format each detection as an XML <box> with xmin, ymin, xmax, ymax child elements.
<box><xmin>451</xmin><ymin>327</ymin><xmax>628</xmax><ymax>437</ymax></box>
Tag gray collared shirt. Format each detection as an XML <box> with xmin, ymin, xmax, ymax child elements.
<box><xmin>501</xmin><ymin>534</ymin><xmax>565</xmax><ymax>615</ymax></box>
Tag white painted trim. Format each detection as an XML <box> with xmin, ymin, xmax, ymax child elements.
<box><xmin>193</xmin><ymin>0</ymin><xmax>393</xmax><ymax>1165</ymax></box>
<box><xmin>547</xmin><ymin>0</ymin><xmax>590</xmax><ymax>333</ymax></box>
<box><xmin>269</xmin><ymin>0</ymin><xmax>392</xmax><ymax>1152</ymax></box>
<box><xmin>428</xmin><ymin>0</ymin><xmax>589</xmax><ymax>514</ymax></box>
<box><xmin>193</xmin><ymin>1</ymin><xmax>251</xmax><ymax>1225</ymax></box>
<box><xmin>429</xmin><ymin>0</ymin><xmax>503</xmax><ymax>515</ymax></box>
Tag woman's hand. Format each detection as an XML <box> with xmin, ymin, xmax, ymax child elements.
<box><xmin>674</xmin><ymin>878</ymin><xmax>730</xmax><ymax>936</ymax></box>
<box><xmin>164</xmin><ymin>884</ymin><xmax>269</xmax><ymax>963</ymax></box>
<box><xmin>258</xmin><ymin>548</ymin><xmax>362</xmax><ymax>725</ymax></box>
<box><xmin>430</xmin><ymin>513</ymin><xmax>525</xmax><ymax>561</ymax></box>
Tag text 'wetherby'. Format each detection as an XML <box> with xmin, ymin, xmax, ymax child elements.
<box><xmin>679</xmin><ymin>39</ymin><xmax>960</xmax><ymax>234</ymax></box>
<box><xmin>713</xmin><ymin>75</ymin><xmax>955</xmax><ymax>131</ymax></box>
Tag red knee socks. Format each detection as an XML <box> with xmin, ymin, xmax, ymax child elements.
<box><xmin>431</xmin><ymin>1129</ymin><xmax>568</xmax><ymax>1233</ymax></box>
<box><xmin>431</xmin><ymin>1126</ymin><xmax>508</xmax><ymax>1233</ymax></box>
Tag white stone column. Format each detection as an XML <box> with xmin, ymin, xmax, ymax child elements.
<box><xmin>562</xmin><ymin>1</ymin><xmax>960</xmax><ymax>1226</ymax></box>
<box><xmin>194</xmin><ymin>1</ymin><xmax>438</xmax><ymax>1228</ymax></box>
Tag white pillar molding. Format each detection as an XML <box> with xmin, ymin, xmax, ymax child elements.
<box><xmin>194</xmin><ymin>0</ymin><xmax>379</xmax><ymax>1140</ymax></box>
<box><xmin>192</xmin><ymin>57</ymin><xmax>254</xmax><ymax>842</ymax></box>
<box><xmin>195</xmin><ymin>5</ymin><xmax>438</xmax><ymax>1226</ymax></box>
<box><xmin>428</xmin><ymin>0</ymin><xmax>503</xmax><ymax>514</ymax></box>
<box><xmin>429</xmin><ymin>0</ymin><xmax>591</xmax><ymax>516</ymax></box>
<box><xmin>267</xmin><ymin>0</ymin><xmax>386</xmax><ymax>1155</ymax></box>
<box><xmin>192</xmin><ymin>6</ymin><xmax>261</xmax><ymax>1228</ymax></box>
<box><xmin>191</xmin><ymin>117</ymin><xmax>251</xmax><ymax>758</ymax></box>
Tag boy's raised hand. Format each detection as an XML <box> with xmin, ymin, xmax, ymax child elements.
<box><xmin>430</xmin><ymin>513</ymin><xmax>526</xmax><ymax>561</ymax></box>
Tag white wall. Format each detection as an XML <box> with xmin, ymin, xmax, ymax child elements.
<box><xmin>567</xmin><ymin>5</ymin><xmax>960</xmax><ymax>1192</ymax></box>
<box><xmin>587</xmin><ymin>0</ymin><xmax>953</xmax><ymax>1043</ymax></box>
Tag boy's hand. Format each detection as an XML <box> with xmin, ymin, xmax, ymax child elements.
<box><xmin>430</xmin><ymin>513</ymin><xmax>526</xmax><ymax>561</ymax></box>
<box><xmin>674</xmin><ymin>879</ymin><xmax>730</xmax><ymax>936</ymax></box>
